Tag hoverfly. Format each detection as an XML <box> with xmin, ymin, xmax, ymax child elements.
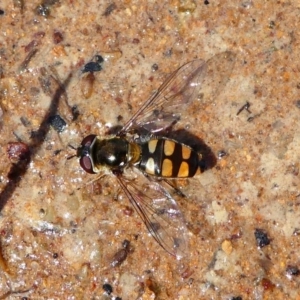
<box><xmin>78</xmin><ymin>51</ymin><xmax>236</xmax><ymax>259</ymax></box>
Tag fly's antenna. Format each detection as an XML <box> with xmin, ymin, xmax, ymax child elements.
<box><xmin>66</xmin><ymin>144</ymin><xmax>78</xmax><ymax>160</ymax></box>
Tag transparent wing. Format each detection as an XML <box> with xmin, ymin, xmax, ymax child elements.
<box><xmin>115</xmin><ymin>171</ymin><xmax>188</xmax><ymax>259</ymax></box>
<box><xmin>120</xmin><ymin>51</ymin><xmax>236</xmax><ymax>134</ymax></box>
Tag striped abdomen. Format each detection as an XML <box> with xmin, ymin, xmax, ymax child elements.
<box><xmin>138</xmin><ymin>138</ymin><xmax>201</xmax><ymax>178</ymax></box>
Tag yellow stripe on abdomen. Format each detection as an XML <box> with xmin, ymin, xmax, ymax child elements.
<box><xmin>145</xmin><ymin>157</ymin><xmax>155</xmax><ymax>175</ymax></box>
<box><xmin>164</xmin><ymin>140</ymin><xmax>175</xmax><ymax>156</ymax></box>
<box><xmin>178</xmin><ymin>161</ymin><xmax>189</xmax><ymax>177</ymax></box>
<box><xmin>148</xmin><ymin>140</ymin><xmax>158</xmax><ymax>154</ymax></box>
<box><xmin>182</xmin><ymin>146</ymin><xmax>191</xmax><ymax>159</ymax></box>
<box><xmin>162</xmin><ymin>158</ymin><xmax>173</xmax><ymax>177</ymax></box>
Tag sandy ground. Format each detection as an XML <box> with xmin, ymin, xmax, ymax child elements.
<box><xmin>1</xmin><ymin>0</ymin><xmax>300</xmax><ymax>299</ymax></box>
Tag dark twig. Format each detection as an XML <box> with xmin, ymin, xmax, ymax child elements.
<box><xmin>0</xmin><ymin>71</ymin><xmax>72</xmax><ymax>212</ymax></box>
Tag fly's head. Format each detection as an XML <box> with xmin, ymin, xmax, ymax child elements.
<box><xmin>78</xmin><ymin>134</ymin><xmax>97</xmax><ymax>174</ymax></box>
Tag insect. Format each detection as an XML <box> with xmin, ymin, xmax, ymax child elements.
<box><xmin>78</xmin><ymin>51</ymin><xmax>236</xmax><ymax>259</ymax></box>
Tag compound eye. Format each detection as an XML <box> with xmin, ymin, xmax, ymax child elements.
<box><xmin>80</xmin><ymin>155</ymin><xmax>95</xmax><ymax>174</ymax></box>
<box><xmin>79</xmin><ymin>135</ymin><xmax>97</xmax><ymax>174</ymax></box>
<box><xmin>81</xmin><ymin>134</ymin><xmax>97</xmax><ymax>147</ymax></box>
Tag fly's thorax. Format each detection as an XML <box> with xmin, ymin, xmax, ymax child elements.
<box><xmin>138</xmin><ymin>138</ymin><xmax>201</xmax><ymax>178</ymax></box>
<box><xmin>91</xmin><ymin>137</ymin><xmax>130</xmax><ymax>170</ymax></box>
